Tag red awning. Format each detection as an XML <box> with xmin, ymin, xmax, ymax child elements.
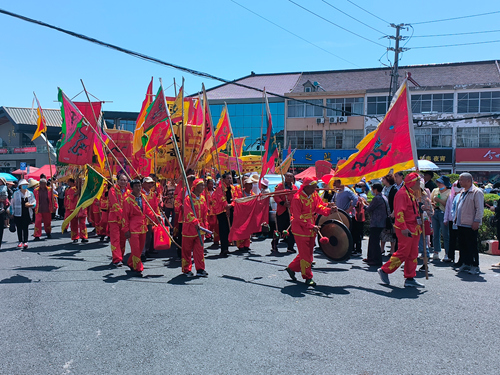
<box><xmin>24</xmin><ymin>165</ymin><xmax>56</xmax><ymax>180</ymax></box>
<box><xmin>11</xmin><ymin>166</ymin><xmax>39</xmax><ymax>175</ymax></box>
<box><xmin>295</xmin><ymin>166</ymin><xmax>335</xmax><ymax>180</ymax></box>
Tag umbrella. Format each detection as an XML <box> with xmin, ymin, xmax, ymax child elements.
<box><xmin>0</xmin><ymin>172</ymin><xmax>18</xmax><ymax>182</ymax></box>
<box><xmin>11</xmin><ymin>166</ymin><xmax>39</xmax><ymax>175</ymax></box>
<box><xmin>25</xmin><ymin>165</ymin><xmax>56</xmax><ymax>180</ymax></box>
<box><xmin>408</xmin><ymin>160</ymin><xmax>440</xmax><ymax>172</ymax></box>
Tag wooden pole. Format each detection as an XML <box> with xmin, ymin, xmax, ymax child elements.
<box><xmin>181</xmin><ymin>77</ymin><xmax>185</xmax><ymax>168</ymax></box>
<box><xmin>161</xmin><ymin>78</ymin><xmax>204</xmax><ymax>247</ymax></box>
<box><xmin>202</xmin><ymin>83</ymin><xmax>223</xmax><ymax>176</ymax></box>
<box><xmin>226</xmin><ymin>102</ymin><xmax>243</xmax><ymax>191</ymax></box>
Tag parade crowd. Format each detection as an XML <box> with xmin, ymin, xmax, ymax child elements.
<box><xmin>0</xmin><ymin>169</ymin><xmax>493</xmax><ymax>287</ymax></box>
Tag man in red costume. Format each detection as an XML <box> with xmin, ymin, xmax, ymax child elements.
<box><xmin>65</xmin><ymin>178</ymin><xmax>88</xmax><ymax>243</ymax></box>
<box><xmin>182</xmin><ymin>178</ymin><xmax>208</xmax><ymax>277</ymax></box>
<box><xmin>378</xmin><ymin>172</ymin><xmax>425</xmax><ymax>288</ymax></box>
<box><xmin>212</xmin><ymin>172</ymin><xmax>241</xmax><ymax>256</ymax></box>
<box><xmin>109</xmin><ymin>173</ymin><xmax>130</xmax><ymax>266</ymax></box>
<box><xmin>33</xmin><ymin>178</ymin><xmax>57</xmax><ymax>240</ymax></box>
<box><xmin>285</xmin><ymin>177</ymin><xmax>337</xmax><ymax>286</ymax></box>
<box><xmin>204</xmin><ymin>176</ymin><xmax>219</xmax><ymax>248</ymax></box>
<box><xmin>98</xmin><ymin>183</ymin><xmax>111</xmax><ymax>242</ymax></box>
<box><xmin>124</xmin><ymin>179</ymin><xmax>157</xmax><ymax>276</ymax></box>
<box><xmin>142</xmin><ymin>176</ymin><xmax>162</xmax><ymax>260</ymax></box>
<box><xmin>274</xmin><ymin>172</ymin><xmax>298</xmax><ymax>253</ymax></box>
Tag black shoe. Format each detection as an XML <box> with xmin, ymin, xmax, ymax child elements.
<box><xmin>112</xmin><ymin>261</ymin><xmax>123</xmax><ymax>267</ymax></box>
<box><xmin>304</xmin><ymin>278</ymin><xmax>316</xmax><ymax>287</ymax></box>
<box><xmin>285</xmin><ymin>267</ymin><xmax>297</xmax><ymax>281</ymax></box>
<box><xmin>81</xmin><ymin>239</ymin><xmax>89</xmax><ymax>243</ymax></box>
<box><xmin>287</xmin><ymin>248</ymin><xmax>297</xmax><ymax>253</ymax></box>
<box><xmin>99</xmin><ymin>236</ymin><xmax>105</xmax><ymax>242</ymax></box>
<box><xmin>72</xmin><ymin>239</ymin><xmax>78</xmax><ymax>244</ymax></box>
<box><xmin>33</xmin><ymin>237</ymin><xmax>41</xmax><ymax>242</ymax></box>
<box><xmin>219</xmin><ymin>250</ymin><xmax>230</xmax><ymax>257</ymax></box>
<box><xmin>46</xmin><ymin>233</ymin><xmax>52</xmax><ymax>239</ymax></box>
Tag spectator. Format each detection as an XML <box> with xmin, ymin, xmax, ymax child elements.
<box><xmin>381</xmin><ymin>174</ymin><xmax>398</xmax><ymax>255</ymax></box>
<box><xmin>423</xmin><ymin>171</ymin><xmax>437</xmax><ymax>192</ymax></box>
<box><xmin>364</xmin><ymin>183</ymin><xmax>387</xmax><ymax>267</ymax></box>
<box><xmin>351</xmin><ymin>181</ymin><xmax>368</xmax><ymax>256</ymax></box>
<box><xmin>430</xmin><ymin>175</ymin><xmax>451</xmax><ymax>260</ymax></box>
<box><xmin>0</xmin><ymin>190</ymin><xmax>10</xmax><ymax>249</ymax></box>
<box><xmin>453</xmin><ymin>173</ymin><xmax>484</xmax><ymax>275</ymax></box>
<box><xmin>444</xmin><ymin>181</ymin><xmax>462</xmax><ymax>265</ymax></box>
<box><xmin>394</xmin><ymin>171</ymin><xmax>404</xmax><ymax>191</ymax></box>
<box><xmin>333</xmin><ymin>179</ymin><xmax>358</xmax><ymax>214</ymax></box>
<box><xmin>11</xmin><ymin>179</ymin><xmax>36</xmax><ymax>249</ymax></box>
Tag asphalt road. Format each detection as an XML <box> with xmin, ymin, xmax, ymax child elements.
<box><xmin>1</xmin><ymin>220</ymin><xmax>499</xmax><ymax>375</ymax></box>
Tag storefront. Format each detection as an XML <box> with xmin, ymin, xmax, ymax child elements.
<box><xmin>417</xmin><ymin>148</ymin><xmax>453</xmax><ymax>173</ymax></box>
<box><xmin>285</xmin><ymin>149</ymin><xmax>357</xmax><ymax>167</ymax></box>
<box><xmin>455</xmin><ymin>148</ymin><xmax>500</xmax><ymax>183</ymax></box>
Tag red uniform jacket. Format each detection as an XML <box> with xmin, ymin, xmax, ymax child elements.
<box><xmin>143</xmin><ymin>189</ymin><xmax>161</xmax><ymax>225</ymax></box>
<box><xmin>273</xmin><ymin>183</ymin><xmax>298</xmax><ymax>216</ymax></box>
<box><xmin>182</xmin><ymin>194</ymin><xmax>208</xmax><ymax>238</ymax></box>
<box><xmin>34</xmin><ymin>186</ymin><xmax>57</xmax><ymax>214</ymax></box>
<box><xmin>393</xmin><ymin>186</ymin><xmax>422</xmax><ymax>236</ymax></box>
<box><xmin>109</xmin><ymin>186</ymin><xmax>130</xmax><ymax>224</ymax></box>
<box><xmin>212</xmin><ymin>182</ymin><xmax>240</xmax><ymax>215</ymax></box>
<box><xmin>64</xmin><ymin>186</ymin><xmax>78</xmax><ymax>212</ymax></box>
<box><xmin>291</xmin><ymin>191</ymin><xmax>331</xmax><ymax>238</ymax></box>
<box><xmin>123</xmin><ymin>193</ymin><xmax>155</xmax><ymax>235</ymax></box>
<box><xmin>100</xmin><ymin>192</ymin><xmax>109</xmax><ymax>211</ymax></box>
<box><xmin>174</xmin><ymin>185</ymin><xmax>187</xmax><ymax>223</ymax></box>
<box><xmin>203</xmin><ymin>189</ymin><xmax>216</xmax><ymax>217</ymax></box>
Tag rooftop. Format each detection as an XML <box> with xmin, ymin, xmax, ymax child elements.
<box><xmin>0</xmin><ymin>106</ymin><xmax>63</xmax><ymax>128</ymax></box>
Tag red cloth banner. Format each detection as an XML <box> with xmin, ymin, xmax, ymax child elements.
<box><xmin>74</xmin><ymin>102</ymin><xmax>102</xmax><ymax>128</ymax></box>
<box><xmin>228</xmin><ymin>196</ymin><xmax>270</xmax><ymax>242</ymax></box>
<box><xmin>106</xmin><ymin>129</ymin><xmax>133</xmax><ymax>159</ymax></box>
<box><xmin>58</xmin><ymin>125</ymin><xmax>95</xmax><ymax>165</ymax></box>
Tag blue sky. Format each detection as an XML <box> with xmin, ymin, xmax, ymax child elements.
<box><xmin>0</xmin><ymin>0</ymin><xmax>499</xmax><ymax>112</ymax></box>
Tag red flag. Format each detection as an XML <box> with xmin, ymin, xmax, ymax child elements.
<box><xmin>259</xmin><ymin>89</ymin><xmax>277</xmax><ymax>182</ymax></box>
<box><xmin>133</xmin><ymin>78</ymin><xmax>154</xmax><ymax>154</ymax></box>
<box><xmin>74</xmin><ymin>102</ymin><xmax>102</xmax><ymax>128</ymax></box>
<box><xmin>194</xmin><ymin>85</ymin><xmax>214</xmax><ymax>166</ymax></box>
<box><xmin>228</xmin><ymin>196</ymin><xmax>270</xmax><ymax>242</ymax></box>
<box><xmin>233</xmin><ymin>137</ymin><xmax>246</xmax><ymax>157</ymax></box>
<box><xmin>214</xmin><ymin>106</ymin><xmax>231</xmax><ymax>151</ymax></box>
<box><xmin>132</xmin><ymin>149</ymin><xmax>153</xmax><ymax>178</ymax></box>
<box><xmin>58</xmin><ymin>125</ymin><xmax>95</xmax><ymax>165</ymax></box>
<box><xmin>335</xmin><ymin>80</ymin><xmax>417</xmax><ymax>184</ymax></box>
<box><xmin>144</xmin><ymin>120</ymin><xmax>172</xmax><ymax>158</ymax></box>
<box><xmin>143</xmin><ymin>86</ymin><xmax>169</xmax><ymax>134</ymax></box>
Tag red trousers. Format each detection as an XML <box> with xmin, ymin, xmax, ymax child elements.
<box><xmin>236</xmin><ymin>238</ymin><xmax>250</xmax><ymax>249</ymax></box>
<box><xmin>34</xmin><ymin>212</ymin><xmax>52</xmax><ymax>237</ymax></box>
<box><xmin>207</xmin><ymin>215</ymin><xmax>219</xmax><ymax>243</ymax></box>
<box><xmin>182</xmin><ymin>235</ymin><xmax>205</xmax><ymax>273</ymax></box>
<box><xmin>98</xmin><ymin>211</ymin><xmax>109</xmax><ymax>237</ymax></box>
<box><xmin>109</xmin><ymin>222</ymin><xmax>126</xmax><ymax>263</ymax></box>
<box><xmin>70</xmin><ymin>217</ymin><xmax>87</xmax><ymax>240</ymax></box>
<box><xmin>127</xmin><ymin>233</ymin><xmax>146</xmax><ymax>272</ymax></box>
<box><xmin>288</xmin><ymin>235</ymin><xmax>315</xmax><ymax>280</ymax></box>
<box><xmin>381</xmin><ymin>228</ymin><xmax>420</xmax><ymax>279</ymax></box>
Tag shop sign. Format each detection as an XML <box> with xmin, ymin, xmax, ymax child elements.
<box><xmin>283</xmin><ymin>149</ymin><xmax>356</xmax><ymax>165</ymax></box>
<box><xmin>455</xmin><ymin>148</ymin><xmax>500</xmax><ymax>163</ymax></box>
<box><xmin>417</xmin><ymin>149</ymin><xmax>453</xmax><ymax>164</ymax></box>
<box><xmin>13</xmin><ymin>147</ymin><xmax>37</xmax><ymax>154</ymax></box>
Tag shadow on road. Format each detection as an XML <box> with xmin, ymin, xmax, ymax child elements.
<box><xmin>0</xmin><ymin>274</ymin><xmax>35</xmax><ymax>284</ymax></box>
<box><xmin>14</xmin><ymin>266</ymin><xmax>61</xmax><ymax>272</ymax></box>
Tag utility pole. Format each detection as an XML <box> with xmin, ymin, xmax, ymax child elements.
<box><xmin>388</xmin><ymin>23</ymin><xmax>407</xmax><ymax>98</ymax></box>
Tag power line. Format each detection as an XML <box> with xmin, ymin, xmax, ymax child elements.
<box><xmin>412</xmin><ymin>39</ymin><xmax>500</xmax><ymax>49</ymax></box>
<box><xmin>230</xmin><ymin>0</ymin><xmax>360</xmax><ymax>67</ymax></box>
<box><xmin>345</xmin><ymin>0</ymin><xmax>390</xmax><ymax>25</ymax></box>
<box><xmin>287</xmin><ymin>0</ymin><xmax>387</xmax><ymax>47</ymax></box>
<box><xmin>411</xmin><ymin>10</ymin><xmax>500</xmax><ymax>25</ymax></box>
<box><xmin>0</xmin><ymin>7</ymin><xmax>379</xmax><ymax>119</ymax></box>
<box><xmin>413</xmin><ymin>29</ymin><xmax>500</xmax><ymax>38</ymax></box>
<box><xmin>320</xmin><ymin>0</ymin><xmax>386</xmax><ymax>35</ymax></box>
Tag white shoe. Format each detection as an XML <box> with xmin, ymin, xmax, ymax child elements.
<box><xmin>442</xmin><ymin>255</ymin><xmax>449</xmax><ymax>261</ymax></box>
<box><xmin>432</xmin><ymin>252</ymin><xmax>440</xmax><ymax>260</ymax></box>
<box><xmin>468</xmin><ymin>266</ymin><xmax>480</xmax><ymax>275</ymax></box>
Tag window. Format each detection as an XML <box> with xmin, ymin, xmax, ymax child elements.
<box><xmin>22</xmin><ymin>134</ymin><xmax>35</xmax><ymax>147</ymax></box>
<box><xmin>325</xmin><ymin>130</ymin><xmax>363</xmax><ymax>149</ymax></box>
<box><xmin>367</xmin><ymin>96</ymin><xmax>390</xmax><ymax>115</ymax></box>
<box><xmin>119</xmin><ymin>119</ymin><xmax>136</xmax><ymax>132</ymax></box>
<box><xmin>414</xmin><ymin>128</ymin><xmax>452</xmax><ymax>148</ymax></box>
<box><xmin>287</xmin><ymin>131</ymin><xmax>322</xmax><ymax>149</ymax></box>
<box><xmin>287</xmin><ymin>99</ymin><xmax>323</xmax><ymax>118</ymax></box>
<box><xmin>457</xmin><ymin>127</ymin><xmax>500</xmax><ymax>147</ymax></box>
<box><xmin>458</xmin><ymin>91</ymin><xmax>500</xmax><ymax>113</ymax></box>
<box><xmin>304</xmin><ymin>87</ymin><xmax>312</xmax><ymax>92</ymax></box>
<box><xmin>326</xmin><ymin>97</ymin><xmax>364</xmax><ymax>116</ymax></box>
<box><xmin>411</xmin><ymin>93</ymin><xmax>454</xmax><ymax>114</ymax></box>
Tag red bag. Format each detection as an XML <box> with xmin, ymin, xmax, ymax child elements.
<box><xmin>153</xmin><ymin>225</ymin><xmax>171</xmax><ymax>250</ymax></box>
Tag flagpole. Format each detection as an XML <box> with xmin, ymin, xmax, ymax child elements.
<box><xmin>225</xmin><ymin>102</ymin><xmax>243</xmax><ymax>190</ymax></box>
<box><xmin>203</xmin><ymin>84</ymin><xmax>223</xmax><ymax>176</ymax></box>
<box><xmin>161</xmin><ymin>78</ymin><xmax>204</xmax><ymax>248</ymax></box>
<box><xmin>181</xmin><ymin>77</ymin><xmax>185</xmax><ymax>169</ymax></box>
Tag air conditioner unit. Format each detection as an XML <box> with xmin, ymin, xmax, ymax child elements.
<box><xmin>316</xmin><ymin>117</ymin><xmax>325</xmax><ymax>124</ymax></box>
<box><xmin>338</xmin><ymin>116</ymin><xmax>348</xmax><ymax>123</ymax></box>
<box><xmin>329</xmin><ymin>117</ymin><xmax>338</xmax><ymax>124</ymax></box>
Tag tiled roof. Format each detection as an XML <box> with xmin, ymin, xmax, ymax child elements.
<box><xmin>206</xmin><ymin>73</ymin><xmax>302</xmax><ymax>100</ymax></box>
<box><xmin>2</xmin><ymin>106</ymin><xmax>62</xmax><ymax>128</ymax></box>
<box><xmin>291</xmin><ymin>60</ymin><xmax>500</xmax><ymax>94</ymax></box>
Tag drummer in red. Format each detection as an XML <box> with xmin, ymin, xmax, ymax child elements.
<box><xmin>285</xmin><ymin>177</ymin><xmax>337</xmax><ymax>286</ymax></box>
<box><xmin>378</xmin><ymin>172</ymin><xmax>425</xmax><ymax>288</ymax></box>
<box><xmin>182</xmin><ymin>178</ymin><xmax>208</xmax><ymax>277</ymax></box>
